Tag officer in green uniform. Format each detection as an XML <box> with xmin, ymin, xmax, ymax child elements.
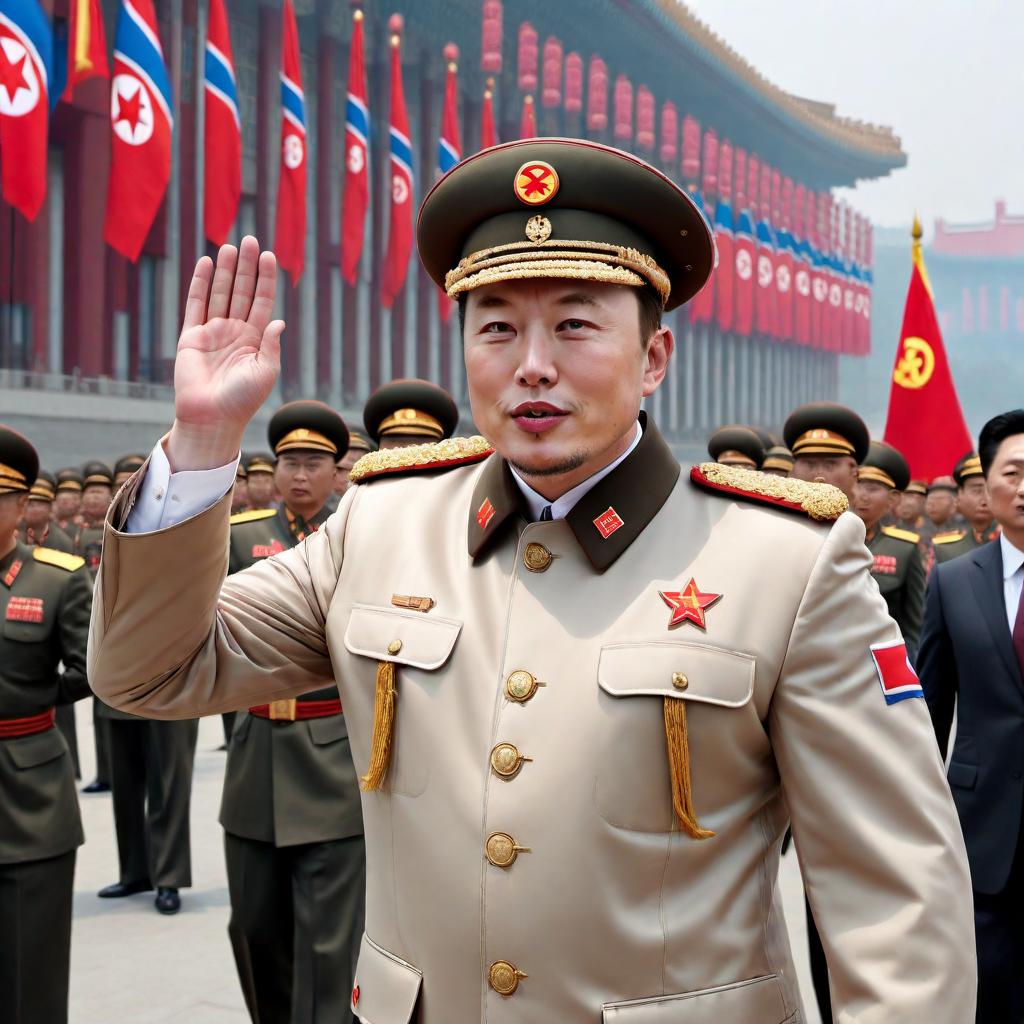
<box><xmin>223</xmin><ymin>400</ymin><xmax>364</xmax><ymax>1024</ymax></box>
<box><xmin>363</xmin><ymin>378</ymin><xmax>460</xmax><ymax>449</ymax></box>
<box><xmin>921</xmin><ymin>476</ymin><xmax>961</xmax><ymax>544</ymax></box>
<box><xmin>706</xmin><ymin>424</ymin><xmax>765</xmax><ymax>469</ymax></box>
<box><xmin>52</xmin><ymin>468</ymin><xmax>83</xmax><ymax>533</ymax></box>
<box><xmin>762</xmin><ymin>445</ymin><xmax>794</xmax><ymax>477</ymax></box>
<box><xmin>895</xmin><ymin>479</ymin><xmax>927</xmax><ymax>531</ymax></box>
<box><xmin>933</xmin><ymin>452</ymin><xmax>1001</xmax><ymax>565</ymax></box>
<box><xmin>243</xmin><ymin>452</ymin><xmax>276</xmax><ymax>510</ymax></box>
<box><xmin>784</xmin><ymin>402</ymin><xmax>869</xmax><ymax>501</ymax></box>
<box><xmin>18</xmin><ymin>472</ymin><xmax>74</xmax><ymax>554</ymax></box>
<box><xmin>0</xmin><ymin>424</ymin><xmax>93</xmax><ymax>1024</ymax></box>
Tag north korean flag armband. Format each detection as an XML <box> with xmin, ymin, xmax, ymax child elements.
<box><xmin>870</xmin><ymin>639</ymin><xmax>924</xmax><ymax>705</ymax></box>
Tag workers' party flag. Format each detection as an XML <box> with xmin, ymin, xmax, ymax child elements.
<box><xmin>340</xmin><ymin>7</ymin><xmax>368</xmax><ymax>286</ymax></box>
<box><xmin>436</xmin><ymin>54</ymin><xmax>461</xmax><ymax>323</ymax></box>
<box><xmin>273</xmin><ymin>0</ymin><xmax>306</xmax><ymax>281</ymax></box>
<box><xmin>103</xmin><ymin>0</ymin><xmax>172</xmax><ymax>260</ymax></box>
<box><xmin>381</xmin><ymin>29</ymin><xmax>413</xmax><ymax>308</ymax></box>
<box><xmin>203</xmin><ymin>0</ymin><xmax>240</xmax><ymax>247</ymax></box>
<box><xmin>64</xmin><ymin>0</ymin><xmax>108</xmax><ymax>99</ymax></box>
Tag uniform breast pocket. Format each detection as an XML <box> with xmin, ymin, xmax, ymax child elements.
<box><xmin>3</xmin><ymin>617</ymin><xmax>51</xmax><ymax>644</ymax></box>
<box><xmin>343</xmin><ymin>604</ymin><xmax>461</xmax><ymax>797</ymax></box>
<box><xmin>595</xmin><ymin>642</ymin><xmax>755</xmax><ymax>833</ymax></box>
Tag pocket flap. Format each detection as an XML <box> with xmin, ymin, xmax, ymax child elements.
<box><xmin>308</xmin><ymin>713</ymin><xmax>348</xmax><ymax>746</ymax></box>
<box><xmin>603</xmin><ymin>974</ymin><xmax>789</xmax><ymax>1023</ymax></box>
<box><xmin>5</xmin><ymin>729</ymin><xmax>67</xmax><ymax>769</ymax></box>
<box><xmin>947</xmin><ymin>760</ymin><xmax>977</xmax><ymax>789</ymax></box>
<box><xmin>598</xmin><ymin>641</ymin><xmax>754</xmax><ymax>707</ymax></box>
<box><xmin>344</xmin><ymin>604</ymin><xmax>461</xmax><ymax>670</ymax></box>
<box><xmin>352</xmin><ymin>933</ymin><xmax>422</xmax><ymax>1023</ymax></box>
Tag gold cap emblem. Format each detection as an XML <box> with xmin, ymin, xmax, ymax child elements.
<box><xmin>525</xmin><ymin>214</ymin><xmax>552</xmax><ymax>244</ymax></box>
<box><xmin>513</xmin><ymin>160</ymin><xmax>559</xmax><ymax>206</ymax></box>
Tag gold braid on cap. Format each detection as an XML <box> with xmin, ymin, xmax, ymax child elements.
<box><xmin>445</xmin><ymin>238</ymin><xmax>671</xmax><ymax>307</ymax></box>
<box><xmin>29</xmin><ymin>481</ymin><xmax>56</xmax><ymax>501</ymax></box>
<box><xmin>378</xmin><ymin>409</ymin><xmax>445</xmax><ymax>440</ymax></box>
<box><xmin>857</xmin><ymin>466</ymin><xmax>897</xmax><ymax>489</ymax></box>
<box><xmin>0</xmin><ymin>462</ymin><xmax>29</xmax><ymax>493</ymax></box>
<box><xmin>275</xmin><ymin>429</ymin><xmax>338</xmax><ymax>456</ymax></box>
<box><xmin>958</xmin><ymin>455</ymin><xmax>983</xmax><ymax>478</ymax></box>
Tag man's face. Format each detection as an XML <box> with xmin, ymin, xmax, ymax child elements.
<box><xmin>24</xmin><ymin>499</ymin><xmax>51</xmax><ymax>530</ymax></box>
<box><xmin>896</xmin><ymin>491</ymin><xmax>925</xmax><ymax>523</ymax></box>
<box><xmin>335</xmin><ymin>448</ymin><xmax>362</xmax><ymax>496</ymax></box>
<box><xmin>957</xmin><ymin>477</ymin><xmax>991</xmax><ymax>530</ymax></box>
<box><xmin>463</xmin><ymin>280</ymin><xmax>670</xmax><ymax>497</ymax></box>
<box><xmin>274</xmin><ymin>452</ymin><xmax>336</xmax><ymax>515</ymax></box>
<box><xmin>81</xmin><ymin>484</ymin><xmax>112</xmax><ymax>520</ymax></box>
<box><xmin>53</xmin><ymin>491</ymin><xmax>80</xmax><ymax>521</ymax></box>
<box><xmin>925</xmin><ymin>489</ymin><xmax>956</xmax><ymax>525</ymax></box>
<box><xmin>790</xmin><ymin>454</ymin><xmax>859</xmax><ymax>500</ymax></box>
<box><xmin>0</xmin><ymin>493</ymin><xmax>28</xmax><ymax>548</ymax></box>
<box><xmin>852</xmin><ymin>480</ymin><xmax>895</xmax><ymax>532</ymax></box>
<box><xmin>246</xmin><ymin>472</ymin><xmax>275</xmax><ymax>506</ymax></box>
<box><xmin>231</xmin><ymin>477</ymin><xmax>249</xmax><ymax>512</ymax></box>
<box><xmin>985</xmin><ymin>434</ymin><xmax>1024</xmax><ymax>539</ymax></box>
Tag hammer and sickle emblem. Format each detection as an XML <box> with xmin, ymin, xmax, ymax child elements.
<box><xmin>893</xmin><ymin>336</ymin><xmax>935</xmax><ymax>390</ymax></box>
<box><xmin>514</xmin><ymin>160</ymin><xmax>560</xmax><ymax>205</ymax></box>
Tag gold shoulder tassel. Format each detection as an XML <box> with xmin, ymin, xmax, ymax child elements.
<box><xmin>663</xmin><ymin>697</ymin><xmax>715</xmax><ymax>840</ymax></box>
<box><xmin>360</xmin><ymin>661</ymin><xmax>397</xmax><ymax>791</ymax></box>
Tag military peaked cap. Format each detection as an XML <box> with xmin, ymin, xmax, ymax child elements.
<box><xmin>81</xmin><ymin>461</ymin><xmax>113</xmax><ymax>489</ymax></box>
<box><xmin>114</xmin><ymin>454</ymin><xmax>146</xmax><ymax>479</ymax></box>
<box><xmin>268</xmin><ymin>401</ymin><xmax>349</xmax><ymax>458</ymax></box>
<box><xmin>707</xmin><ymin>425</ymin><xmax>765</xmax><ymax>470</ymax></box>
<box><xmin>783</xmin><ymin>403</ymin><xmax>870</xmax><ymax>464</ymax></box>
<box><xmin>953</xmin><ymin>452</ymin><xmax>984</xmax><ymax>486</ymax></box>
<box><xmin>0</xmin><ymin>424</ymin><xmax>38</xmax><ymax>496</ymax></box>
<box><xmin>55</xmin><ymin>467</ymin><xmax>83</xmax><ymax>493</ymax></box>
<box><xmin>363</xmin><ymin>379</ymin><xmax>459</xmax><ymax>444</ymax></box>
<box><xmin>29</xmin><ymin>469</ymin><xmax>57</xmax><ymax>502</ymax></box>
<box><xmin>859</xmin><ymin>441</ymin><xmax>911</xmax><ymax>491</ymax></box>
<box><xmin>245</xmin><ymin>452</ymin><xmax>276</xmax><ymax>475</ymax></box>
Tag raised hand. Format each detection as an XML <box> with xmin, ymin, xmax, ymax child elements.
<box><xmin>167</xmin><ymin>237</ymin><xmax>285</xmax><ymax>470</ymax></box>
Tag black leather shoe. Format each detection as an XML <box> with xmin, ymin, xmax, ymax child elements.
<box><xmin>154</xmin><ymin>888</ymin><xmax>180</xmax><ymax>915</ymax></box>
<box><xmin>98</xmin><ymin>879</ymin><xmax>152</xmax><ymax>898</ymax></box>
<box><xmin>81</xmin><ymin>779</ymin><xmax>111</xmax><ymax>794</ymax></box>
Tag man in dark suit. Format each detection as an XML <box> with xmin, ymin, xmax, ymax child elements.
<box><xmin>919</xmin><ymin>408</ymin><xmax>1024</xmax><ymax>1022</ymax></box>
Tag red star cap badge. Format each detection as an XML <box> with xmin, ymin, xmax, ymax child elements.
<box><xmin>659</xmin><ymin>578</ymin><xmax>722</xmax><ymax>630</ymax></box>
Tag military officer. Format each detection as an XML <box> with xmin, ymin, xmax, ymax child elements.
<box><xmin>784</xmin><ymin>401</ymin><xmax>869</xmax><ymax>500</ymax></box>
<box><xmin>89</xmin><ymin>142</ymin><xmax>974</xmax><ymax>1021</ymax></box>
<box><xmin>895</xmin><ymin>478</ymin><xmax>927</xmax><ymax>531</ymax></box>
<box><xmin>52</xmin><ymin>468</ymin><xmax>83</xmax><ymax>531</ymax></box>
<box><xmin>0</xmin><ymin>424</ymin><xmax>93</xmax><ymax>1024</ymax></box>
<box><xmin>706</xmin><ymin>424</ymin><xmax>765</xmax><ymax>469</ymax></box>
<box><xmin>933</xmin><ymin>452</ymin><xmax>1001</xmax><ymax>565</ymax></box>
<box><xmin>363</xmin><ymin>377</ymin><xmax>460</xmax><ymax>449</ymax></box>
<box><xmin>762</xmin><ymin>445</ymin><xmax>794</xmax><ymax>478</ymax></box>
<box><xmin>336</xmin><ymin>429</ymin><xmax>375</xmax><ymax>497</ymax></box>
<box><xmin>219</xmin><ymin>400</ymin><xmax>364</xmax><ymax>1023</ymax></box>
<box><xmin>19</xmin><ymin>472</ymin><xmax>74</xmax><ymax>553</ymax></box>
<box><xmin>244</xmin><ymin>452</ymin><xmax>276</xmax><ymax>510</ymax></box>
<box><xmin>922</xmin><ymin>475</ymin><xmax>961</xmax><ymax>542</ymax></box>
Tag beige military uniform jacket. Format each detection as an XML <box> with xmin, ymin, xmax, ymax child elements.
<box><xmin>88</xmin><ymin>420</ymin><xmax>974</xmax><ymax>1023</ymax></box>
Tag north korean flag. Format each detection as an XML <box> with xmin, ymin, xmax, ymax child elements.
<box><xmin>860</xmin><ymin>265</ymin><xmax>873</xmax><ymax>354</ymax></box>
<box><xmin>273</xmin><ymin>0</ymin><xmax>306</xmax><ymax>281</ymax></box>
<box><xmin>871</xmin><ymin>640</ymin><xmax>923</xmax><ymax>705</ymax></box>
<box><xmin>793</xmin><ymin>233</ymin><xmax>812</xmax><ymax>347</ymax></box>
<box><xmin>810</xmin><ymin>241</ymin><xmax>828</xmax><ymax>349</ymax></box>
<box><xmin>0</xmin><ymin>0</ymin><xmax>53</xmax><ymax>221</ymax></box>
<box><xmin>827</xmin><ymin>252</ymin><xmax>844</xmax><ymax>351</ymax></box>
<box><xmin>340</xmin><ymin>7</ymin><xmax>368</xmax><ymax>286</ymax></box>
<box><xmin>774</xmin><ymin>223</ymin><xmax>794</xmax><ymax>341</ymax></box>
<box><xmin>714</xmin><ymin>197</ymin><xmax>734</xmax><ymax>332</ymax></box>
<box><xmin>842</xmin><ymin>257</ymin><xmax>857</xmax><ymax>354</ymax></box>
<box><xmin>381</xmin><ymin>31</ymin><xmax>414</xmax><ymax>308</ymax></box>
<box><xmin>687</xmin><ymin>189</ymin><xmax>714</xmax><ymax>326</ymax></box>
<box><xmin>203</xmin><ymin>0</ymin><xmax>240</xmax><ymax>247</ymax></box>
<box><xmin>436</xmin><ymin>55</ymin><xmax>461</xmax><ymax>324</ymax></box>
<box><xmin>754</xmin><ymin>213</ymin><xmax>776</xmax><ymax>337</ymax></box>
<box><xmin>103</xmin><ymin>0</ymin><xmax>172</xmax><ymax>262</ymax></box>
<box><xmin>733</xmin><ymin>203</ymin><xmax>755</xmax><ymax>337</ymax></box>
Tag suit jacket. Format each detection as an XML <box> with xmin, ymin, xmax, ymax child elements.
<box><xmin>919</xmin><ymin>538</ymin><xmax>1024</xmax><ymax>895</ymax></box>
<box><xmin>1</xmin><ymin>542</ymin><xmax>93</xmax><ymax>864</ymax></box>
<box><xmin>219</xmin><ymin>503</ymin><xmax>363</xmax><ymax>846</ymax></box>
<box><xmin>88</xmin><ymin>421</ymin><xmax>975</xmax><ymax>1023</ymax></box>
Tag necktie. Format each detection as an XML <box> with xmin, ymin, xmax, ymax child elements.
<box><xmin>1013</xmin><ymin>571</ymin><xmax>1024</xmax><ymax>678</ymax></box>
<box><xmin>539</xmin><ymin>505</ymin><xmax>553</xmax><ymax>522</ymax></box>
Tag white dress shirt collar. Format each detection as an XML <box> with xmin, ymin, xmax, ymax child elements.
<box><xmin>1001</xmin><ymin>533</ymin><xmax>1024</xmax><ymax>581</ymax></box>
<box><xmin>509</xmin><ymin>421</ymin><xmax>643</xmax><ymax>522</ymax></box>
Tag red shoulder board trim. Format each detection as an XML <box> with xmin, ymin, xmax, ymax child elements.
<box><xmin>690</xmin><ymin>463</ymin><xmax>847</xmax><ymax>523</ymax></box>
<box><xmin>349</xmin><ymin>436</ymin><xmax>494</xmax><ymax>484</ymax></box>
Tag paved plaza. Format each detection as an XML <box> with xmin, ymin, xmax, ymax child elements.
<box><xmin>68</xmin><ymin>704</ymin><xmax>822</xmax><ymax>1023</ymax></box>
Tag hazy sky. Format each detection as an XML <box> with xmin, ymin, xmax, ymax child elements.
<box><xmin>683</xmin><ymin>0</ymin><xmax>1024</xmax><ymax>234</ymax></box>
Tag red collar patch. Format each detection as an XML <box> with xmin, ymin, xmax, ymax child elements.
<box><xmin>6</xmin><ymin>596</ymin><xmax>44</xmax><ymax>622</ymax></box>
<box><xmin>593</xmin><ymin>507</ymin><xmax>624</xmax><ymax>539</ymax></box>
<box><xmin>3</xmin><ymin>560</ymin><xmax>23</xmax><ymax>588</ymax></box>
<box><xmin>477</xmin><ymin>498</ymin><xmax>496</xmax><ymax>530</ymax></box>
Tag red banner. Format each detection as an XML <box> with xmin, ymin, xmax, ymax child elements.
<box><xmin>272</xmin><ymin>0</ymin><xmax>306</xmax><ymax>281</ymax></box>
<box><xmin>381</xmin><ymin>26</ymin><xmax>414</xmax><ymax>307</ymax></box>
<box><xmin>341</xmin><ymin>7</ymin><xmax>369</xmax><ymax>285</ymax></box>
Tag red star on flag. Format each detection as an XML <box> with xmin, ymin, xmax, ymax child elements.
<box><xmin>659</xmin><ymin>578</ymin><xmax>722</xmax><ymax>630</ymax></box>
<box><xmin>115</xmin><ymin>84</ymin><xmax>145</xmax><ymax>134</ymax></box>
<box><xmin>0</xmin><ymin>47</ymin><xmax>29</xmax><ymax>105</ymax></box>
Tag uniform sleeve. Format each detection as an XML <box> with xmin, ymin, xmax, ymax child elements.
<box><xmin>917</xmin><ymin>566</ymin><xmax>958</xmax><ymax>756</ymax></box>
<box><xmin>902</xmin><ymin>543</ymin><xmax>927</xmax><ymax>659</ymax></box>
<box><xmin>56</xmin><ymin>566</ymin><xmax>94</xmax><ymax>704</ymax></box>
<box><xmin>88</xmin><ymin>484</ymin><xmax>359</xmax><ymax>720</ymax></box>
<box><xmin>768</xmin><ymin>512</ymin><xmax>975</xmax><ymax>1023</ymax></box>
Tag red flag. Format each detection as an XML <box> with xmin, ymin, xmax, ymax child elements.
<box><xmin>774</xmin><ymin>174</ymin><xmax>794</xmax><ymax>341</ymax></box>
<box><xmin>688</xmin><ymin>128</ymin><xmax>717</xmax><ymax>326</ymax></box>
<box><xmin>841</xmin><ymin>202</ymin><xmax>856</xmax><ymax>353</ymax></box>
<box><xmin>519</xmin><ymin>93</ymin><xmax>535</xmax><ymax>138</ymax></box>
<box><xmin>381</xmin><ymin>27</ymin><xmax>414</xmax><ymax>308</ymax></box>
<box><xmin>272</xmin><ymin>0</ymin><xmax>306</xmax><ymax>280</ymax></box>
<box><xmin>859</xmin><ymin>216</ymin><xmax>873</xmax><ymax>354</ymax></box>
<box><xmin>792</xmin><ymin>183</ymin><xmax>811</xmax><ymax>346</ymax></box>
<box><xmin>883</xmin><ymin>221</ymin><xmax>971</xmax><ymax>479</ymax></box>
<box><xmin>340</xmin><ymin>7</ymin><xmax>368</xmax><ymax>285</ymax></box>
<box><xmin>754</xmin><ymin>162</ymin><xmax>776</xmax><ymax>337</ymax></box>
<box><xmin>733</xmin><ymin>147</ymin><xmax>755</xmax><ymax>337</ymax></box>
<box><xmin>103</xmin><ymin>0</ymin><xmax>173</xmax><ymax>260</ymax></box>
<box><xmin>808</xmin><ymin>191</ymin><xmax>828</xmax><ymax>348</ymax></box>
<box><xmin>203</xmin><ymin>0</ymin><xmax>241</xmax><ymax>246</ymax></box>
<box><xmin>480</xmin><ymin>78</ymin><xmax>497</xmax><ymax>148</ymax></box>
<box><xmin>437</xmin><ymin>49</ymin><xmax>461</xmax><ymax>324</ymax></box>
<box><xmin>713</xmin><ymin>138</ymin><xmax>734</xmax><ymax>332</ymax></box>
<box><xmin>64</xmin><ymin>0</ymin><xmax>109</xmax><ymax>99</ymax></box>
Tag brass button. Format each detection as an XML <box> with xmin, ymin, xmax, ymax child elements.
<box><xmin>523</xmin><ymin>542</ymin><xmax>553</xmax><ymax>572</ymax></box>
<box><xmin>485</xmin><ymin>832</ymin><xmax>530</xmax><ymax>867</ymax></box>
<box><xmin>387</xmin><ymin>639</ymin><xmax>402</xmax><ymax>655</ymax></box>
<box><xmin>490</xmin><ymin>742</ymin><xmax>530</xmax><ymax>778</ymax></box>
<box><xmin>488</xmin><ymin>960</ymin><xmax>526</xmax><ymax>996</ymax></box>
<box><xmin>672</xmin><ymin>672</ymin><xmax>689</xmax><ymax>691</ymax></box>
<box><xmin>505</xmin><ymin>670</ymin><xmax>540</xmax><ymax>703</ymax></box>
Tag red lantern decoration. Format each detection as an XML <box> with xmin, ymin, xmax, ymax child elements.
<box><xmin>681</xmin><ymin>114</ymin><xmax>700</xmax><ymax>183</ymax></box>
<box><xmin>659</xmin><ymin>101</ymin><xmax>678</xmax><ymax>166</ymax></box>
<box><xmin>480</xmin><ymin>0</ymin><xmax>502</xmax><ymax>73</ymax></box>
<box><xmin>701</xmin><ymin>128</ymin><xmax>719</xmax><ymax>197</ymax></box>
<box><xmin>517</xmin><ymin>22</ymin><xmax>538</xmax><ymax>92</ymax></box>
<box><xmin>734</xmin><ymin>148</ymin><xmax>747</xmax><ymax>210</ymax></box>
<box><xmin>541</xmin><ymin>36</ymin><xmax>562</xmax><ymax>108</ymax></box>
<box><xmin>564</xmin><ymin>52</ymin><xmax>583</xmax><ymax>113</ymax></box>
<box><xmin>613</xmin><ymin>74</ymin><xmax>633</xmax><ymax>143</ymax></box>
<box><xmin>635</xmin><ymin>86</ymin><xmax>655</xmax><ymax>151</ymax></box>
<box><xmin>586</xmin><ymin>56</ymin><xmax>607</xmax><ymax>132</ymax></box>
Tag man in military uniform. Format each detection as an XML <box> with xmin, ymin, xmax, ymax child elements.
<box><xmin>706</xmin><ymin>424</ymin><xmax>765</xmax><ymax>469</ymax></box>
<box><xmin>933</xmin><ymin>452</ymin><xmax>1001</xmax><ymax>565</ymax></box>
<box><xmin>52</xmin><ymin>468</ymin><xmax>83</xmax><ymax>532</ymax></box>
<box><xmin>785</xmin><ymin>401</ymin><xmax>868</xmax><ymax>500</ymax></box>
<box><xmin>922</xmin><ymin>475</ymin><xmax>961</xmax><ymax>543</ymax></box>
<box><xmin>0</xmin><ymin>424</ymin><xmax>93</xmax><ymax>1024</ymax></box>
<box><xmin>895</xmin><ymin>478</ymin><xmax>927</xmax><ymax>530</ymax></box>
<box><xmin>363</xmin><ymin>378</ymin><xmax>460</xmax><ymax>450</ymax></box>
<box><xmin>90</xmin><ymin>142</ymin><xmax>974</xmax><ymax>1021</ymax></box>
<box><xmin>244</xmin><ymin>452</ymin><xmax>276</xmax><ymax>510</ymax></box>
<box><xmin>336</xmin><ymin>429</ymin><xmax>374</xmax><ymax>498</ymax></box>
<box><xmin>762</xmin><ymin>445</ymin><xmax>794</xmax><ymax>477</ymax></box>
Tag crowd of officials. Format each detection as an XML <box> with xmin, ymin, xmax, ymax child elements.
<box><xmin>3</xmin><ymin>382</ymin><xmax>1023</xmax><ymax>1022</ymax></box>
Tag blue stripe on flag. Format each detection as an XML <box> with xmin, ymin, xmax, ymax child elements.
<box><xmin>116</xmin><ymin>1</ymin><xmax>172</xmax><ymax>113</ymax></box>
<box><xmin>883</xmin><ymin>688</ymin><xmax>924</xmax><ymax>705</ymax></box>
<box><xmin>346</xmin><ymin>96</ymin><xmax>369</xmax><ymax>142</ymax></box>
<box><xmin>755</xmin><ymin>220</ymin><xmax>774</xmax><ymax>247</ymax></box>
<box><xmin>389</xmin><ymin>129</ymin><xmax>413</xmax><ymax>175</ymax></box>
<box><xmin>714</xmin><ymin>200</ymin><xmax>733</xmax><ymax>231</ymax></box>
<box><xmin>0</xmin><ymin>4</ymin><xmax>53</xmax><ymax>90</ymax></box>
<box><xmin>280</xmin><ymin>75</ymin><xmax>305</xmax><ymax>129</ymax></box>
<box><xmin>204</xmin><ymin>45</ymin><xmax>239</xmax><ymax>117</ymax></box>
<box><xmin>438</xmin><ymin>138</ymin><xmax>459</xmax><ymax>173</ymax></box>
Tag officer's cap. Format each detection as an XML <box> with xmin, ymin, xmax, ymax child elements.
<box><xmin>762</xmin><ymin>446</ymin><xmax>795</xmax><ymax>473</ymax></box>
<box><xmin>29</xmin><ymin>469</ymin><xmax>57</xmax><ymax>503</ymax></box>
<box><xmin>707</xmin><ymin>425</ymin><xmax>765</xmax><ymax>470</ymax></box>
<box><xmin>953</xmin><ymin>452</ymin><xmax>984</xmax><ymax>487</ymax></box>
<box><xmin>245</xmin><ymin>452</ymin><xmax>276</xmax><ymax>476</ymax></box>
<box><xmin>363</xmin><ymin>379</ymin><xmax>459</xmax><ymax>444</ymax></box>
<box><xmin>344</xmin><ymin>428</ymin><xmax>375</xmax><ymax>455</ymax></box>
<box><xmin>417</xmin><ymin>138</ymin><xmax>715</xmax><ymax>313</ymax></box>
<box><xmin>114</xmin><ymin>454</ymin><xmax>145</xmax><ymax>479</ymax></box>
<box><xmin>56</xmin><ymin>467</ymin><xmax>83</xmax><ymax>493</ymax></box>
<box><xmin>859</xmin><ymin>441</ymin><xmax>910</xmax><ymax>491</ymax></box>
<box><xmin>81</xmin><ymin>461</ymin><xmax>113</xmax><ymax>489</ymax></box>
<box><xmin>0</xmin><ymin>425</ymin><xmax>38</xmax><ymax>497</ymax></box>
<box><xmin>783</xmin><ymin>403</ymin><xmax>870</xmax><ymax>464</ymax></box>
<box><xmin>268</xmin><ymin>401</ymin><xmax>349</xmax><ymax>458</ymax></box>
<box><xmin>928</xmin><ymin>476</ymin><xmax>957</xmax><ymax>495</ymax></box>
<box><xmin>903</xmin><ymin>479</ymin><xmax>927</xmax><ymax>496</ymax></box>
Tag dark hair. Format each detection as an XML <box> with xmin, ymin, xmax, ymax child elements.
<box><xmin>457</xmin><ymin>286</ymin><xmax>663</xmax><ymax>348</ymax></box>
<box><xmin>979</xmin><ymin>409</ymin><xmax>1024</xmax><ymax>477</ymax></box>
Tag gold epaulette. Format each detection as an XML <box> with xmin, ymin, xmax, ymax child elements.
<box><xmin>882</xmin><ymin>525</ymin><xmax>921</xmax><ymax>544</ymax></box>
<box><xmin>690</xmin><ymin>463</ymin><xmax>848</xmax><ymax>523</ymax></box>
<box><xmin>932</xmin><ymin>530</ymin><xmax>965</xmax><ymax>545</ymax></box>
<box><xmin>32</xmin><ymin>547</ymin><xmax>85</xmax><ymax>572</ymax></box>
<box><xmin>349</xmin><ymin>435</ymin><xmax>494</xmax><ymax>484</ymax></box>
<box><xmin>229</xmin><ymin>508</ymin><xmax>277</xmax><ymax>525</ymax></box>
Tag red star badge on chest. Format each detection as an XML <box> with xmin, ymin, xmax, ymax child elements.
<box><xmin>659</xmin><ymin>577</ymin><xmax>722</xmax><ymax>630</ymax></box>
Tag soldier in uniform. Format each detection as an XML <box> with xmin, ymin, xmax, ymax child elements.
<box><xmin>336</xmin><ymin>430</ymin><xmax>374</xmax><ymax>498</ymax></box>
<box><xmin>363</xmin><ymin>378</ymin><xmax>460</xmax><ymax>449</ymax></box>
<box><xmin>219</xmin><ymin>400</ymin><xmax>364</xmax><ymax>1023</ymax></box>
<box><xmin>895</xmin><ymin>479</ymin><xmax>927</xmax><ymax>531</ymax></box>
<box><xmin>762</xmin><ymin>445</ymin><xmax>794</xmax><ymax>478</ymax></box>
<box><xmin>0</xmin><ymin>424</ymin><xmax>93</xmax><ymax>1024</ymax></box>
<box><xmin>90</xmin><ymin>143</ymin><xmax>974</xmax><ymax>1021</ymax></box>
<box><xmin>19</xmin><ymin>471</ymin><xmax>74</xmax><ymax>553</ymax></box>
<box><xmin>706</xmin><ymin>424</ymin><xmax>765</xmax><ymax>469</ymax></box>
<box><xmin>244</xmin><ymin>452</ymin><xmax>276</xmax><ymax>510</ymax></box>
<box><xmin>784</xmin><ymin>401</ymin><xmax>868</xmax><ymax>500</ymax></box>
<box><xmin>52</xmin><ymin>468</ymin><xmax>83</xmax><ymax>532</ymax></box>
<box><xmin>922</xmin><ymin>475</ymin><xmax>960</xmax><ymax>542</ymax></box>
<box><xmin>933</xmin><ymin>452</ymin><xmax>1001</xmax><ymax>565</ymax></box>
